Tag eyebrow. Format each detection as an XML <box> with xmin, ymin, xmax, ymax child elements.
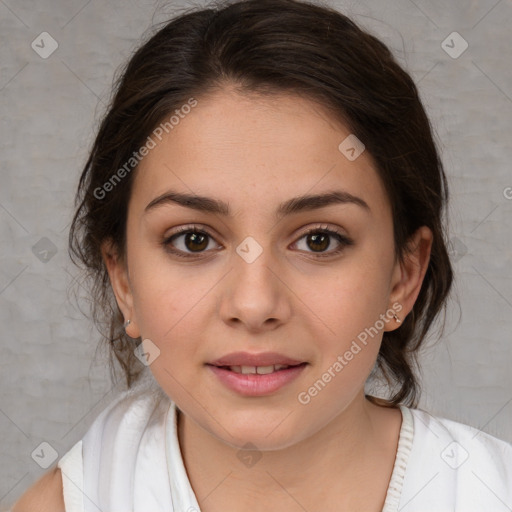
<box><xmin>144</xmin><ymin>189</ymin><xmax>370</xmax><ymax>217</ymax></box>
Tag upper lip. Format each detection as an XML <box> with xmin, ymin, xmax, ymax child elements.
<box><xmin>208</xmin><ymin>351</ymin><xmax>306</xmax><ymax>367</ymax></box>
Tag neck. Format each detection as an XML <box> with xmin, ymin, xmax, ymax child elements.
<box><xmin>177</xmin><ymin>392</ymin><xmax>403</xmax><ymax>511</ymax></box>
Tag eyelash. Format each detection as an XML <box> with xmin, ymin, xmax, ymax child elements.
<box><xmin>162</xmin><ymin>224</ymin><xmax>354</xmax><ymax>260</ymax></box>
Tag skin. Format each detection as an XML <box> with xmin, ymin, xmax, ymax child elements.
<box><xmin>13</xmin><ymin>87</ymin><xmax>432</xmax><ymax>511</ymax></box>
<box><xmin>11</xmin><ymin>467</ymin><xmax>64</xmax><ymax>511</ymax></box>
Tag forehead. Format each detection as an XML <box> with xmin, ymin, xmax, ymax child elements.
<box><xmin>131</xmin><ymin>89</ymin><xmax>390</xmax><ymax>219</ymax></box>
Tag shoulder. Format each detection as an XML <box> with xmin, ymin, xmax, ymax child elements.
<box><xmin>85</xmin><ymin>372</ymin><xmax>171</xmax><ymax>439</ymax></box>
<box><xmin>400</xmin><ymin>406</ymin><xmax>512</xmax><ymax>510</ymax></box>
<box><xmin>75</xmin><ymin>374</ymin><xmax>174</xmax><ymax>508</ymax></box>
<box><xmin>410</xmin><ymin>406</ymin><xmax>512</xmax><ymax>467</ymax></box>
<box><xmin>12</xmin><ymin>374</ymin><xmax>169</xmax><ymax>512</ymax></box>
<box><xmin>11</xmin><ymin>467</ymin><xmax>65</xmax><ymax>512</ymax></box>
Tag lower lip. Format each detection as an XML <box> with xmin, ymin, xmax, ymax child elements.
<box><xmin>207</xmin><ymin>363</ymin><xmax>307</xmax><ymax>396</ymax></box>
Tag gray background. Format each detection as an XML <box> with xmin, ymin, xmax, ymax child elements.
<box><xmin>1</xmin><ymin>0</ymin><xmax>511</xmax><ymax>506</ymax></box>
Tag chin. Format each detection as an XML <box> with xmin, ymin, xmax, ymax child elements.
<box><xmin>224</xmin><ymin>432</ymin><xmax>301</xmax><ymax>452</ymax></box>
<box><xmin>206</xmin><ymin>414</ymin><xmax>306</xmax><ymax>452</ymax></box>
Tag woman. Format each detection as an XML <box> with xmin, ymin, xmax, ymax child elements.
<box><xmin>13</xmin><ymin>0</ymin><xmax>512</xmax><ymax>510</ymax></box>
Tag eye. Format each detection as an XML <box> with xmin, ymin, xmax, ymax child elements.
<box><xmin>292</xmin><ymin>225</ymin><xmax>354</xmax><ymax>258</ymax></box>
<box><xmin>162</xmin><ymin>225</ymin><xmax>220</xmax><ymax>258</ymax></box>
<box><xmin>162</xmin><ymin>224</ymin><xmax>354</xmax><ymax>260</ymax></box>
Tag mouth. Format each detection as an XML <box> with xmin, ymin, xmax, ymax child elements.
<box><xmin>205</xmin><ymin>351</ymin><xmax>308</xmax><ymax>396</ymax></box>
<box><xmin>207</xmin><ymin>362</ymin><xmax>308</xmax><ymax>375</ymax></box>
<box><xmin>206</xmin><ymin>362</ymin><xmax>308</xmax><ymax>396</ymax></box>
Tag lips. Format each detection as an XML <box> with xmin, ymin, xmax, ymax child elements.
<box><xmin>207</xmin><ymin>361</ymin><xmax>307</xmax><ymax>396</ymax></box>
<box><xmin>208</xmin><ymin>351</ymin><xmax>306</xmax><ymax>368</ymax></box>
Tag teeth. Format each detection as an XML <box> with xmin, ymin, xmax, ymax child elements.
<box><xmin>229</xmin><ymin>364</ymin><xmax>291</xmax><ymax>374</ymax></box>
<box><xmin>256</xmin><ymin>365</ymin><xmax>275</xmax><ymax>375</ymax></box>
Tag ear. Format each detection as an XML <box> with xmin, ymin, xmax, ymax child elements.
<box><xmin>101</xmin><ymin>238</ymin><xmax>141</xmax><ymax>339</ymax></box>
<box><xmin>386</xmin><ymin>226</ymin><xmax>433</xmax><ymax>329</ymax></box>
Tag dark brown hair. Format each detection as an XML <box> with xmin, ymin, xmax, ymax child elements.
<box><xmin>69</xmin><ymin>0</ymin><xmax>453</xmax><ymax>408</ymax></box>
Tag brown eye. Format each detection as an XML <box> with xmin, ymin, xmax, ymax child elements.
<box><xmin>293</xmin><ymin>227</ymin><xmax>354</xmax><ymax>257</ymax></box>
<box><xmin>306</xmin><ymin>232</ymin><xmax>330</xmax><ymax>252</ymax></box>
<box><xmin>181</xmin><ymin>232</ymin><xmax>208</xmax><ymax>252</ymax></box>
<box><xmin>162</xmin><ymin>226</ymin><xmax>220</xmax><ymax>258</ymax></box>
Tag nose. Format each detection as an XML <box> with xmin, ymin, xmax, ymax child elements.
<box><xmin>218</xmin><ymin>242</ymin><xmax>293</xmax><ymax>333</ymax></box>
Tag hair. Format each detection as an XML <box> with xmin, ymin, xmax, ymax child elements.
<box><xmin>68</xmin><ymin>0</ymin><xmax>454</xmax><ymax>408</ymax></box>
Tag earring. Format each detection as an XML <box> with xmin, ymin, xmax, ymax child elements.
<box><xmin>393</xmin><ymin>313</ymin><xmax>401</xmax><ymax>324</ymax></box>
<box><xmin>123</xmin><ymin>319</ymin><xmax>131</xmax><ymax>330</ymax></box>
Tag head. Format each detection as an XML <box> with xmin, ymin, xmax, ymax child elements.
<box><xmin>69</xmin><ymin>0</ymin><xmax>453</xmax><ymax>448</ymax></box>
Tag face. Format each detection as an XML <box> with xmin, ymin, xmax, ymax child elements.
<box><xmin>104</xmin><ymin>88</ymin><xmax>431</xmax><ymax>450</ymax></box>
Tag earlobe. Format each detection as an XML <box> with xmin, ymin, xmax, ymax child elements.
<box><xmin>387</xmin><ymin>226</ymin><xmax>433</xmax><ymax>328</ymax></box>
<box><xmin>101</xmin><ymin>239</ymin><xmax>140</xmax><ymax>338</ymax></box>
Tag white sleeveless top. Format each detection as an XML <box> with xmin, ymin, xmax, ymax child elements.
<box><xmin>57</xmin><ymin>374</ymin><xmax>512</xmax><ymax>512</ymax></box>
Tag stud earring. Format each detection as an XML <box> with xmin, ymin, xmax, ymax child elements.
<box><xmin>393</xmin><ymin>313</ymin><xmax>401</xmax><ymax>324</ymax></box>
<box><xmin>123</xmin><ymin>319</ymin><xmax>131</xmax><ymax>330</ymax></box>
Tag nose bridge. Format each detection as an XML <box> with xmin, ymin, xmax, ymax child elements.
<box><xmin>232</xmin><ymin>234</ymin><xmax>279</xmax><ymax>298</ymax></box>
<box><xmin>219</xmin><ymin>234</ymin><xmax>291</xmax><ymax>330</ymax></box>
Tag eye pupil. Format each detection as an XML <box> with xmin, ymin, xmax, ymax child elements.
<box><xmin>308</xmin><ymin>233</ymin><xmax>330</xmax><ymax>252</ymax></box>
<box><xmin>185</xmin><ymin>232</ymin><xmax>208</xmax><ymax>252</ymax></box>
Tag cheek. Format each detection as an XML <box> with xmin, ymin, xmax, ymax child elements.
<box><xmin>133</xmin><ymin>276</ymin><xmax>209</xmax><ymax>350</ymax></box>
<box><xmin>128</xmin><ymin>240</ymin><xmax>209</xmax><ymax>334</ymax></box>
<box><xmin>305</xmin><ymin>250</ymin><xmax>394</xmax><ymax>392</ymax></box>
<box><xmin>131</xmin><ymin>270</ymin><xmax>211</xmax><ymax>404</ymax></box>
<box><xmin>128</xmin><ymin>272</ymin><xmax>210</xmax><ymax>397</ymax></box>
<box><xmin>316</xmin><ymin>258</ymin><xmax>393</xmax><ymax>339</ymax></box>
